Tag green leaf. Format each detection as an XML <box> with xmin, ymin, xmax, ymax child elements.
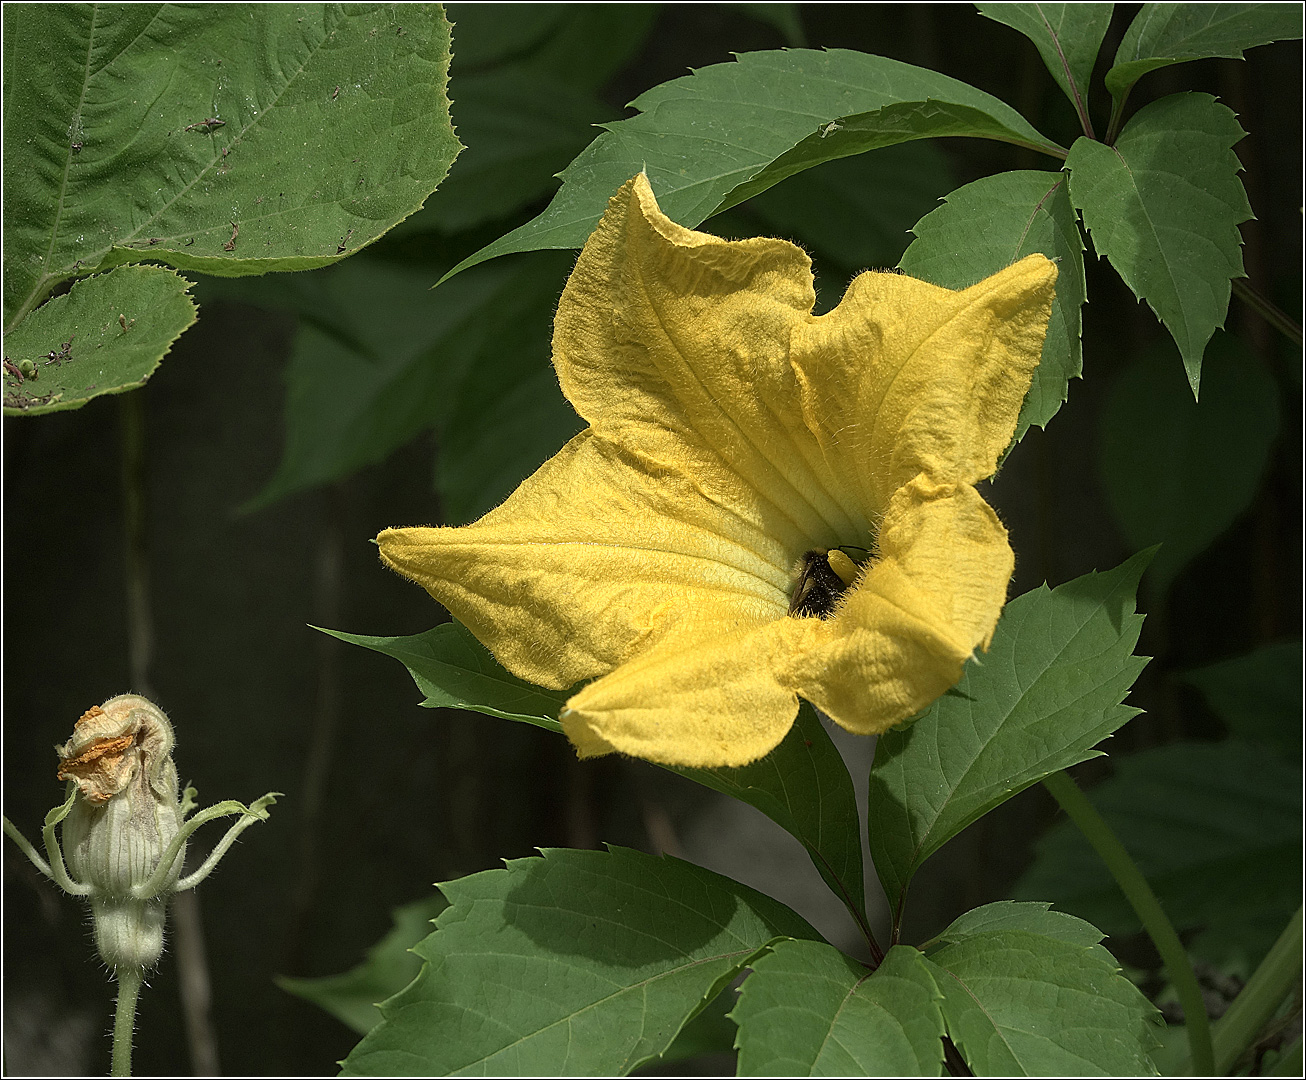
<box><xmin>867</xmin><ymin>551</ymin><xmax>1151</xmax><ymax>929</ymax></box>
<box><xmin>1106</xmin><ymin>3</ymin><xmax>1304</xmax><ymax>102</ymax></box>
<box><xmin>2</xmin><ymin>267</ymin><xmax>195</xmax><ymax>415</ymax></box>
<box><xmin>933</xmin><ymin>900</ymin><xmax>1105</xmax><ymax>948</ymax></box>
<box><xmin>1066</xmin><ymin>93</ymin><xmax>1252</xmax><ymax>392</ymax></box>
<box><xmin>732</xmin><ymin>941</ymin><xmax>945</xmax><ymax>1076</ymax></box>
<box><xmin>236</xmin><ymin>250</ymin><xmax>580</xmax><ymax>519</ymax></box>
<box><xmin>2</xmin><ymin>4</ymin><xmax>460</xmax><ymax>329</ymax></box>
<box><xmin>742</xmin><ymin>141</ymin><xmax>955</xmax><ymax>270</ymax></box>
<box><xmin>899</xmin><ymin>169</ymin><xmax>1085</xmax><ymax>438</ymax></box>
<box><xmin>1014</xmin><ymin>741</ymin><xmax>1302</xmax><ymax>972</ymax></box>
<box><xmin>442</xmin><ymin>48</ymin><xmax>1065</xmax><ymax>281</ymax></box>
<box><xmin>927</xmin><ymin>906</ymin><xmax>1159</xmax><ymax>1075</ymax></box>
<box><xmin>977</xmin><ymin>3</ymin><xmax>1114</xmax><ymax>135</ymax></box>
<box><xmin>278</xmin><ymin>893</ymin><xmax>448</xmax><ymax>1036</ymax></box>
<box><xmin>341</xmin><ymin>846</ymin><xmax>820</xmax><ymax>1076</ymax></box>
<box><xmin>1098</xmin><ymin>333</ymin><xmax>1280</xmax><ymax>595</ymax></box>
<box><xmin>673</xmin><ymin>703</ymin><xmax>870</xmax><ymax>947</ymax></box>
<box><xmin>1182</xmin><ymin>640</ymin><xmax>1302</xmax><ymax>756</ymax></box>
<box><xmin>322</xmin><ymin>621</ymin><xmax>569</xmax><ymax>732</ymax></box>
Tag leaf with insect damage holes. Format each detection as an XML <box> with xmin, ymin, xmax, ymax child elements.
<box><xmin>2</xmin><ymin>4</ymin><xmax>459</xmax><ymax>331</ymax></box>
<box><xmin>2</xmin><ymin>268</ymin><xmax>195</xmax><ymax>416</ymax></box>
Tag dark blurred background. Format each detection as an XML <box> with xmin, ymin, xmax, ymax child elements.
<box><xmin>4</xmin><ymin>4</ymin><xmax>1300</xmax><ymax>1075</ymax></box>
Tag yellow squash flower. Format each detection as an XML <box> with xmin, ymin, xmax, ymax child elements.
<box><xmin>379</xmin><ymin>174</ymin><xmax>1055</xmax><ymax>768</ymax></box>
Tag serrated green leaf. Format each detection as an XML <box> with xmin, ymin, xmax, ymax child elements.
<box><xmin>278</xmin><ymin>893</ymin><xmax>448</xmax><ymax>1035</ymax></box>
<box><xmin>1098</xmin><ymin>333</ymin><xmax>1280</xmax><ymax>595</ymax></box>
<box><xmin>1014</xmin><ymin>741</ymin><xmax>1302</xmax><ymax>972</ymax></box>
<box><xmin>341</xmin><ymin>846</ymin><xmax>820</xmax><ymax>1076</ymax></box>
<box><xmin>2</xmin><ymin>267</ymin><xmax>195</xmax><ymax>415</ymax></box>
<box><xmin>442</xmin><ymin>48</ymin><xmax>1064</xmax><ymax>281</ymax></box>
<box><xmin>867</xmin><ymin>551</ymin><xmax>1151</xmax><ymax>929</ymax></box>
<box><xmin>235</xmin><ymin>250</ymin><xmax>579</xmax><ymax>519</ymax></box>
<box><xmin>320</xmin><ymin>621</ymin><xmax>569</xmax><ymax>731</ymax></box>
<box><xmin>1182</xmin><ymin>640</ymin><xmax>1302</xmax><ymax>756</ymax></box>
<box><xmin>934</xmin><ymin>900</ymin><xmax>1104</xmax><ymax>948</ymax></box>
<box><xmin>1106</xmin><ymin>3</ymin><xmax>1304</xmax><ymax>102</ymax></box>
<box><xmin>899</xmin><ymin>169</ymin><xmax>1085</xmax><ymax>438</ymax></box>
<box><xmin>1067</xmin><ymin>93</ymin><xmax>1251</xmax><ymax>392</ymax></box>
<box><xmin>733</xmin><ymin>941</ymin><xmax>945</xmax><ymax>1076</ymax></box>
<box><xmin>977</xmin><ymin>3</ymin><xmax>1114</xmax><ymax>135</ymax></box>
<box><xmin>928</xmin><ymin>921</ymin><xmax>1160</xmax><ymax>1075</ymax></box>
<box><xmin>673</xmin><ymin>703</ymin><xmax>870</xmax><ymax>948</ymax></box>
<box><xmin>2</xmin><ymin>4</ymin><xmax>460</xmax><ymax>329</ymax></box>
<box><xmin>742</xmin><ymin>141</ymin><xmax>955</xmax><ymax>270</ymax></box>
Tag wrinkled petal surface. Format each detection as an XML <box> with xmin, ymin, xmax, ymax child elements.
<box><xmin>379</xmin><ymin>174</ymin><xmax>1055</xmax><ymax>767</ymax></box>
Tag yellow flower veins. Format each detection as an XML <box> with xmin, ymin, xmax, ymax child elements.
<box><xmin>378</xmin><ymin>174</ymin><xmax>1056</xmax><ymax>768</ymax></box>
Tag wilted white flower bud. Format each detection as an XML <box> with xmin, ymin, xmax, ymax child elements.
<box><xmin>56</xmin><ymin>695</ymin><xmax>186</xmax><ymax>970</ymax></box>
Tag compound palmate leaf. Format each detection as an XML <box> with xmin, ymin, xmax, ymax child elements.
<box><xmin>899</xmin><ymin>169</ymin><xmax>1085</xmax><ymax>438</ymax></box>
<box><xmin>444</xmin><ymin>48</ymin><xmax>1064</xmax><ymax>280</ymax></box>
<box><xmin>927</xmin><ymin>902</ymin><xmax>1160</xmax><ymax>1075</ymax></box>
<box><xmin>867</xmin><ymin>552</ymin><xmax>1151</xmax><ymax>930</ymax></box>
<box><xmin>1067</xmin><ymin>92</ymin><xmax>1251</xmax><ymax>394</ymax></box>
<box><xmin>732</xmin><ymin>941</ymin><xmax>945</xmax><ymax>1076</ymax></box>
<box><xmin>3</xmin><ymin>3</ymin><xmax>460</xmax><ymax>329</ymax></box>
<box><xmin>2</xmin><ymin>266</ymin><xmax>195</xmax><ymax>415</ymax></box>
<box><xmin>341</xmin><ymin>846</ymin><xmax>819</xmax><ymax>1076</ymax></box>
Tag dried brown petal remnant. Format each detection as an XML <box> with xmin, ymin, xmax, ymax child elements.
<box><xmin>56</xmin><ymin>696</ymin><xmax>176</xmax><ymax>805</ymax></box>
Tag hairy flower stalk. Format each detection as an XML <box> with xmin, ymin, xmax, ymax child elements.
<box><xmin>3</xmin><ymin>694</ymin><xmax>277</xmax><ymax>1077</ymax></box>
<box><xmin>379</xmin><ymin>174</ymin><xmax>1056</xmax><ymax>768</ymax></box>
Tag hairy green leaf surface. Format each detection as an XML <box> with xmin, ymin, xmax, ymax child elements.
<box><xmin>741</xmin><ymin>141</ymin><xmax>955</xmax><ymax>271</ymax></box>
<box><xmin>322</xmin><ymin>622</ymin><xmax>569</xmax><ymax>731</ymax></box>
<box><xmin>2</xmin><ymin>3</ymin><xmax>459</xmax><ymax>329</ymax></box>
<box><xmin>927</xmin><ymin>903</ymin><xmax>1159</xmax><ymax>1075</ymax></box>
<box><xmin>1106</xmin><ymin>2</ymin><xmax>1304</xmax><ymax>101</ymax></box>
<box><xmin>443</xmin><ymin>48</ymin><xmax>1064</xmax><ymax>280</ymax></box>
<box><xmin>341</xmin><ymin>847</ymin><xmax>819</xmax><ymax>1076</ymax></box>
<box><xmin>933</xmin><ymin>900</ymin><xmax>1105</xmax><ymax>948</ymax></box>
<box><xmin>1098</xmin><ymin>334</ymin><xmax>1280</xmax><ymax>595</ymax></box>
<box><xmin>1182</xmin><ymin>640</ymin><xmax>1302</xmax><ymax>756</ymax></box>
<box><xmin>278</xmin><ymin>893</ymin><xmax>448</xmax><ymax>1035</ymax></box>
<box><xmin>899</xmin><ymin>169</ymin><xmax>1085</xmax><ymax>438</ymax></box>
<box><xmin>1014</xmin><ymin>741</ymin><xmax>1301</xmax><ymax>971</ymax></box>
<box><xmin>733</xmin><ymin>941</ymin><xmax>944</xmax><ymax>1076</ymax></box>
<box><xmin>674</xmin><ymin>704</ymin><xmax>870</xmax><ymax>949</ymax></box>
<box><xmin>867</xmin><ymin>552</ymin><xmax>1151</xmax><ymax>929</ymax></box>
<box><xmin>1067</xmin><ymin>93</ymin><xmax>1251</xmax><ymax>392</ymax></box>
<box><xmin>977</xmin><ymin>3</ymin><xmax>1113</xmax><ymax>134</ymax></box>
<box><xmin>2</xmin><ymin>267</ymin><xmax>195</xmax><ymax>415</ymax></box>
<box><xmin>227</xmin><ymin>250</ymin><xmax>579</xmax><ymax>520</ymax></box>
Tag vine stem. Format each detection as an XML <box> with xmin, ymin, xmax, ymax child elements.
<box><xmin>1041</xmin><ymin>769</ymin><xmax>1213</xmax><ymax>1076</ymax></box>
<box><xmin>111</xmin><ymin>966</ymin><xmax>144</xmax><ymax>1077</ymax></box>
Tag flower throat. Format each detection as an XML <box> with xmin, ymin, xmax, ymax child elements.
<box><xmin>788</xmin><ymin>548</ymin><xmax>860</xmax><ymax>618</ymax></box>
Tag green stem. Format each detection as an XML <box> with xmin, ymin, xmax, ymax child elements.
<box><xmin>1208</xmin><ymin>907</ymin><xmax>1303</xmax><ymax>1074</ymax></box>
<box><xmin>111</xmin><ymin>966</ymin><xmax>144</xmax><ymax>1077</ymax></box>
<box><xmin>1042</xmin><ymin>769</ymin><xmax>1213</xmax><ymax>1075</ymax></box>
<box><xmin>1231</xmin><ymin>278</ymin><xmax>1304</xmax><ymax>347</ymax></box>
<box><xmin>3</xmin><ymin>815</ymin><xmax>54</xmax><ymax>878</ymax></box>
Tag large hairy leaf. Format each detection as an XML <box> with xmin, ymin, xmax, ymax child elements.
<box><xmin>928</xmin><ymin>902</ymin><xmax>1160</xmax><ymax>1075</ymax></box>
<box><xmin>732</xmin><ymin>942</ymin><xmax>945</xmax><ymax>1076</ymax></box>
<box><xmin>1106</xmin><ymin>3</ymin><xmax>1304</xmax><ymax>101</ymax></box>
<box><xmin>2</xmin><ymin>266</ymin><xmax>195</xmax><ymax>415</ymax></box>
<box><xmin>341</xmin><ymin>847</ymin><xmax>818</xmax><ymax>1076</ymax></box>
<box><xmin>1098</xmin><ymin>334</ymin><xmax>1280</xmax><ymax>595</ymax></box>
<box><xmin>443</xmin><ymin>48</ymin><xmax>1064</xmax><ymax>280</ymax></box>
<box><xmin>977</xmin><ymin>3</ymin><xmax>1114</xmax><ymax>134</ymax></box>
<box><xmin>1067</xmin><ymin>93</ymin><xmax>1251</xmax><ymax>393</ymax></box>
<box><xmin>867</xmin><ymin>552</ymin><xmax>1150</xmax><ymax>930</ymax></box>
<box><xmin>1014</xmin><ymin>741</ymin><xmax>1301</xmax><ymax>970</ymax></box>
<box><xmin>899</xmin><ymin>169</ymin><xmax>1084</xmax><ymax>438</ymax></box>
